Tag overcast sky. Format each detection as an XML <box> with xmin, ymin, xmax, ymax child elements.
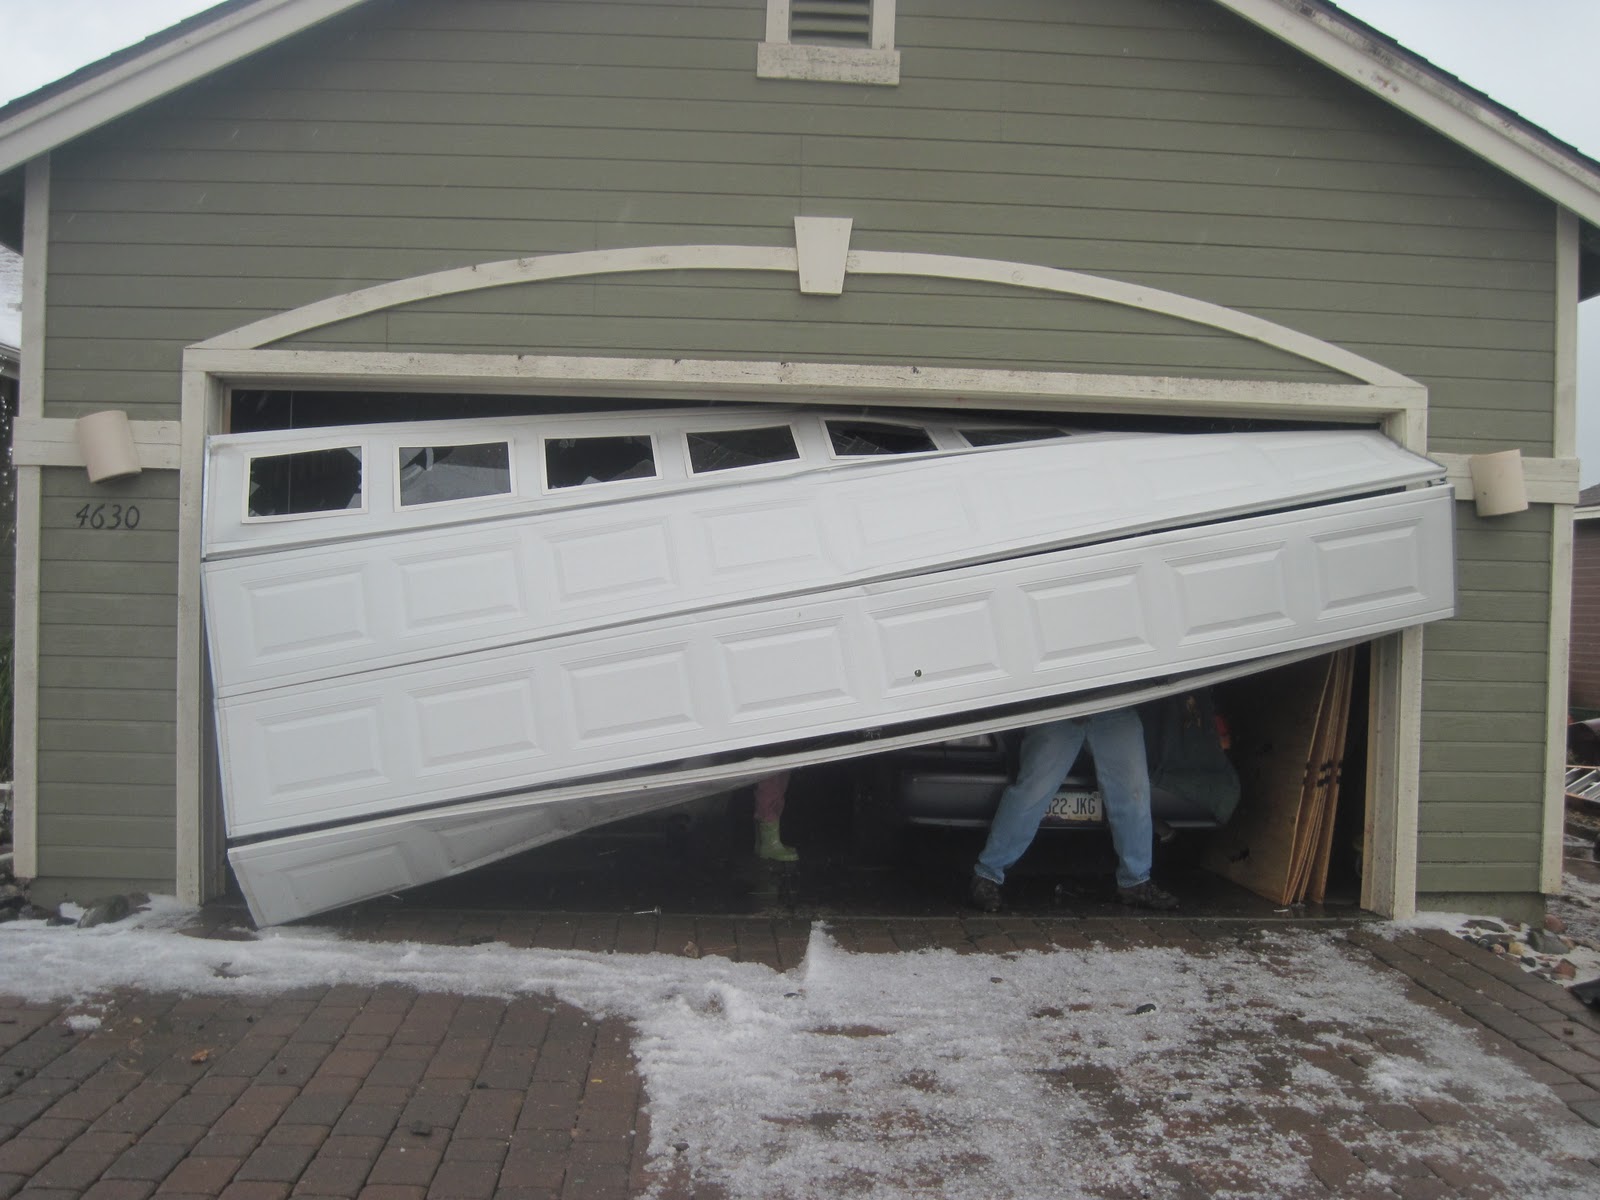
<box><xmin>4</xmin><ymin>0</ymin><xmax>1600</xmax><ymax>475</ymax></box>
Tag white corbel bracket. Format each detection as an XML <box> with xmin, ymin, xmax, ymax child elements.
<box><xmin>794</xmin><ymin>217</ymin><xmax>853</xmax><ymax>295</ymax></box>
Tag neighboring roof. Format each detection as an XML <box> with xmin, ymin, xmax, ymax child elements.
<box><xmin>0</xmin><ymin>0</ymin><xmax>1598</xmax><ymax>225</ymax></box>
<box><xmin>0</xmin><ymin>342</ymin><xmax>19</xmax><ymax>383</ymax></box>
<box><xmin>1577</xmin><ymin>483</ymin><xmax>1600</xmax><ymax>519</ymax></box>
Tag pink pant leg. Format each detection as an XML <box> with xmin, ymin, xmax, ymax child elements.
<box><xmin>754</xmin><ymin>771</ymin><xmax>791</xmax><ymax>823</ymax></box>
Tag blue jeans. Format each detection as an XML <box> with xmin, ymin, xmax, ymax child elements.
<box><xmin>974</xmin><ymin>709</ymin><xmax>1153</xmax><ymax>890</ymax></box>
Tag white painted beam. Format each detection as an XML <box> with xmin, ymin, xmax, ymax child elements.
<box><xmin>11</xmin><ymin>416</ymin><xmax>183</xmax><ymax>470</ymax></box>
<box><xmin>1431</xmin><ymin>453</ymin><xmax>1579</xmax><ymax>507</ymax></box>
<box><xmin>185</xmin><ymin>347</ymin><xmax>1423</xmax><ymax>423</ymax></box>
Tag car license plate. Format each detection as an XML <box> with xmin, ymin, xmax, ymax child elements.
<box><xmin>1045</xmin><ymin>789</ymin><xmax>1102</xmax><ymax>824</ymax></box>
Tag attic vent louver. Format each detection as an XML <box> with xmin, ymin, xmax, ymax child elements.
<box><xmin>758</xmin><ymin>0</ymin><xmax>900</xmax><ymax>85</ymax></box>
<box><xmin>791</xmin><ymin>0</ymin><xmax>872</xmax><ymax>48</ymax></box>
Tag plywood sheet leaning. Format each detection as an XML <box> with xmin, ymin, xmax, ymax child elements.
<box><xmin>1285</xmin><ymin>650</ymin><xmax>1341</xmax><ymax>902</ymax></box>
<box><xmin>1305</xmin><ymin>649</ymin><xmax>1357</xmax><ymax>904</ymax></box>
<box><xmin>1202</xmin><ymin>655</ymin><xmax>1336</xmax><ymax>905</ymax></box>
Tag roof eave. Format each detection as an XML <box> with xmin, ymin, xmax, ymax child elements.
<box><xmin>0</xmin><ymin>0</ymin><xmax>370</xmax><ymax>178</ymax></box>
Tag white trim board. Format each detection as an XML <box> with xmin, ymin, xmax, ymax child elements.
<box><xmin>1431</xmin><ymin>454</ymin><xmax>1579</xmax><ymax>507</ymax></box>
<box><xmin>11</xmin><ymin>157</ymin><xmax>48</xmax><ymax>882</ymax></box>
<box><xmin>1543</xmin><ymin>208</ymin><xmax>1582</xmax><ymax>893</ymax></box>
<box><xmin>195</xmin><ymin>233</ymin><xmax>1418</xmax><ymax>390</ymax></box>
<box><xmin>188</xmin><ymin>348</ymin><xmax>1421</xmax><ymax>420</ymax></box>
<box><xmin>11</xmin><ymin>417</ymin><xmax>183</xmax><ymax>470</ymax></box>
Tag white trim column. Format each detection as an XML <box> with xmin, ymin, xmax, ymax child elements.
<box><xmin>12</xmin><ymin>155</ymin><xmax>48</xmax><ymax>880</ymax></box>
<box><xmin>174</xmin><ymin>369</ymin><xmax>223</xmax><ymax>904</ymax></box>
<box><xmin>1357</xmin><ymin>410</ymin><xmax>1431</xmax><ymax>920</ymax></box>
<box><xmin>1543</xmin><ymin>207</ymin><xmax>1581</xmax><ymax>893</ymax></box>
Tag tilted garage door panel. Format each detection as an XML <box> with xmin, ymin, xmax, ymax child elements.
<box><xmin>202</xmin><ymin>425</ymin><xmax>1438</xmax><ymax>696</ymax></box>
<box><xmin>218</xmin><ymin>487</ymin><xmax>1454</xmax><ymax>838</ymax></box>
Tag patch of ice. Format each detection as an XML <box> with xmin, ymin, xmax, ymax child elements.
<box><xmin>1</xmin><ymin>909</ymin><xmax>1597</xmax><ymax>1198</ymax></box>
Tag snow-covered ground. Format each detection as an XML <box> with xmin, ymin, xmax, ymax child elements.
<box><xmin>2</xmin><ymin>901</ymin><xmax>1597</xmax><ymax>1199</ymax></box>
<box><xmin>1553</xmin><ymin>829</ymin><xmax>1600</xmax><ymax>946</ymax></box>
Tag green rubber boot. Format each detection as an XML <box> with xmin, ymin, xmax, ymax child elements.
<box><xmin>755</xmin><ymin>818</ymin><xmax>799</xmax><ymax>862</ymax></box>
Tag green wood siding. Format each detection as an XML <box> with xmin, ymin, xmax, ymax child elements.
<box><xmin>1417</xmin><ymin>504</ymin><xmax>1554</xmax><ymax>895</ymax></box>
<box><xmin>34</xmin><ymin>467</ymin><xmax>178</xmax><ymax>886</ymax></box>
<box><xmin>29</xmin><ymin>0</ymin><xmax>1562</xmax><ymax>902</ymax></box>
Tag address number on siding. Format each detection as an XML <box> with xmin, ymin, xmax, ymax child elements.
<box><xmin>74</xmin><ymin>503</ymin><xmax>141</xmax><ymax>530</ymax></box>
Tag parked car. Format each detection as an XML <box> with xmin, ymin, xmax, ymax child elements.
<box><xmin>853</xmin><ymin>693</ymin><xmax>1239</xmax><ymax>855</ymax></box>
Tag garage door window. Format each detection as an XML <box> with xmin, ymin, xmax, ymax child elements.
<box><xmin>688</xmin><ymin>426</ymin><xmax>800</xmax><ymax>474</ymax></box>
<box><xmin>398</xmin><ymin>441</ymin><xmax>513</xmax><ymax>507</ymax></box>
<box><xmin>246</xmin><ymin>446</ymin><xmax>363</xmax><ymax>518</ymax></box>
<box><xmin>545</xmin><ymin>435</ymin><xmax>657</xmax><ymax>490</ymax></box>
<box><xmin>827</xmin><ymin>420</ymin><xmax>936</xmax><ymax>457</ymax></box>
<box><xmin>959</xmin><ymin>426</ymin><xmax>1066</xmax><ymax>448</ymax></box>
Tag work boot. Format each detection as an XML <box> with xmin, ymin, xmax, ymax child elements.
<box><xmin>1116</xmin><ymin>880</ymin><xmax>1179</xmax><ymax>911</ymax></box>
<box><xmin>969</xmin><ymin>874</ymin><xmax>1002</xmax><ymax>913</ymax></box>
<box><xmin>755</xmin><ymin>818</ymin><xmax>798</xmax><ymax>862</ymax></box>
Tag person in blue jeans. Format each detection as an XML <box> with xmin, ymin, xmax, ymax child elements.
<box><xmin>970</xmin><ymin>707</ymin><xmax>1177</xmax><ymax>912</ymax></box>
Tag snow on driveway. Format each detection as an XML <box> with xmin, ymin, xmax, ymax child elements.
<box><xmin>3</xmin><ymin>900</ymin><xmax>1598</xmax><ymax>1198</ymax></box>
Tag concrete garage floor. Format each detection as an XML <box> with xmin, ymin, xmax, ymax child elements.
<box><xmin>342</xmin><ymin>767</ymin><xmax>1358</xmax><ymax>927</ymax></box>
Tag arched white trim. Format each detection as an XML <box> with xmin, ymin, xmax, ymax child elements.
<box><xmin>199</xmin><ymin>246</ymin><xmax>798</xmax><ymax>352</ymax></box>
<box><xmin>197</xmin><ymin>236</ymin><xmax>1417</xmax><ymax>389</ymax></box>
<box><xmin>846</xmin><ymin>251</ymin><xmax>1415</xmax><ymax>388</ymax></box>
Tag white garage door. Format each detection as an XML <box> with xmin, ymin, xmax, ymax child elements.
<box><xmin>203</xmin><ymin>407</ymin><xmax>1454</xmax><ymax>923</ymax></box>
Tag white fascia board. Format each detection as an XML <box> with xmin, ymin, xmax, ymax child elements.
<box><xmin>1211</xmin><ymin>0</ymin><xmax>1600</xmax><ymax>227</ymax></box>
<box><xmin>0</xmin><ymin>0</ymin><xmax>372</xmax><ymax>177</ymax></box>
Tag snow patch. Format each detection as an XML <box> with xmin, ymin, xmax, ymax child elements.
<box><xmin>1</xmin><ymin>906</ymin><xmax>1597</xmax><ymax>1198</ymax></box>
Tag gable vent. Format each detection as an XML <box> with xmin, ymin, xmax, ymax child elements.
<box><xmin>790</xmin><ymin>0</ymin><xmax>872</xmax><ymax>48</ymax></box>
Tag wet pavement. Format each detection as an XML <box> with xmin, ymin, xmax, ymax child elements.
<box><xmin>3</xmin><ymin>804</ymin><xmax>1600</xmax><ymax>1198</ymax></box>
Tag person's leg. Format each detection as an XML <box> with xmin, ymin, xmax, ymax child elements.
<box><xmin>974</xmin><ymin>719</ymin><xmax>1087</xmax><ymax>886</ymax></box>
<box><xmin>1085</xmin><ymin>709</ymin><xmax>1172</xmax><ymax>908</ymax></box>
<box><xmin>754</xmin><ymin>772</ymin><xmax>797</xmax><ymax>862</ymax></box>
<box><xmin>1085</xmin><ymin>708</ymin><xmax>1152</xmax><ymax>889</ymax></box>
<box><xmin>754</xmin><ymin>772</ymin><xmax>791</xmax><ymax>824</ymax></box>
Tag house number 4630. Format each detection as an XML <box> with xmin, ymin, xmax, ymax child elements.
<box><xmin>74</xmin><ymin>503</ymin><xmax>141</xmax><ymax>530</ymax></box>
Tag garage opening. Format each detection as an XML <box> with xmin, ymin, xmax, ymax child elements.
<box><xmin>204</xmin><ymin>391</ymin><xmax>1448</xmax><ymax>925</ymax></box>
<box><xmin>362</xmin><ymin>644</ymin><xmax>1378</xmax><ymax>921</ymax></box>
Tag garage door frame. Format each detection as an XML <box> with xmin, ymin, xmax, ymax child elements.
<box><xmin>171</xmin><ymin>231</ymin><xmax>1437</xmax><ymax>918</ymax></box>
